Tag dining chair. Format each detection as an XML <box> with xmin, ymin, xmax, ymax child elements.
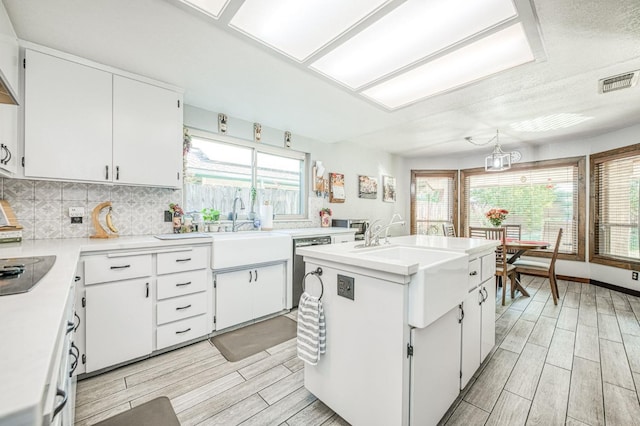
<box><xmin>442</xmin><ymin>223</ymin><xmax>456</xmax><ymax>237</ymax></box>
<box><xmin>514</xmin><ymin>228</ymin><xmax>563</xmax><ymax>305</ymax></box>
<box><xmin>504</xmin><ymin>224</ymin><xmax>521</xmax><ymax>256</ymax></box>
<box><xmin>468</xmin><ymin>227</ymin><xmax>515</xmax><ymax>306</ymax></box>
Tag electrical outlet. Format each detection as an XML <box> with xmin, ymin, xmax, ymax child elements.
<box><xmin>632</xmin><ymin>271</ymin><xmax>638</xmax><ymax>281</ymax></box>
<box><xmin>68</xmin><ymin>207</ymin><xmax>84</xmax><ymax>217</ymax></box>
<box><xmin>337</xmin><ymin>274</ymin><xmax>355</xmax><ymax>300</ymax></box>
<box><xmin>70</xmin><ymin>217</ymin><xmax>82</xmax><ymax>224</ymax></box>
<box><xmin>164</xmin><ymin>210</ymin><xmax>173</xmax><ymax>222</ymax></box>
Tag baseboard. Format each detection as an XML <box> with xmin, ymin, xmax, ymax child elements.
<box><xmin>590</xmin><ymin>279</ymin><xmax>640</xmax><ymax>298</ymax></box>
<box><xmin>557</xmin><ymin>275</ymin><xmax>589</xmax><ymax>283</ymax></box>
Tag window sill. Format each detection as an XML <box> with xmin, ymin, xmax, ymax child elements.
<box><xmin>589</xmin><ymin>255</ymin><xmax>640</xmax><ymax>271</ymax></box>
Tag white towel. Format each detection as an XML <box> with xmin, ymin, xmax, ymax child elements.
<box><xmin>297</xmin><ymin>292</ymin><xmax>326</xmax><ymax>365</ymax></box>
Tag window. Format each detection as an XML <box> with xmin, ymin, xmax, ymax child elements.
<box><xmin>184</xmin><ymin>131</ymin><xmax>307</xmax><ymax>219</ymax></box>
<box><xmin>591</xmin><ymin>144</ymin><xmax>640</xmax><ymax>269</ymax></box>
<box><xmin>461</xmin><ymin>157</ymin><xmax>586</xmax><ymax>260</ymax></box>
<box><xmin>410</xmin><ymin>170</ymin><xmax>458</xmax><ymax>235</ymax></box>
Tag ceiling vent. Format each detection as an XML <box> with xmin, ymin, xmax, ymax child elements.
<box><xmin>599</xmin><ymin>71</ymin><xmax>639</xmax><ymax>94</ymax></box>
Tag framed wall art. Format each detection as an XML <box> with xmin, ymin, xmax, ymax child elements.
<box><xmin>382</xmin><ymin>175</ymin><xmax>396</xmax><ymax>202</ymax></box>
<box><xmin>358</xmin><ymin>175</ymin><xmax>378</xmax><ymax>199</ymax></box>
<box><xmin>329</xmin><ymin>172</ymin><xmax>345</xmax><ymax>203</ymax></box>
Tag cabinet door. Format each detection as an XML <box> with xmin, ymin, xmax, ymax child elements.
<box><xmin>85</xmin><ymin>278</ymin><xmax>152</xmax><ymax>372</ymax></box>
<box><xmin>113</xmin><ymin>75</ymin><xmax>182</xmax><ymax>187</ymax></box>
<box><xmin>461</xmin><ymin>287</ymin><xmax>483</xmax><ymax>389</ymax></box>
<box><xmin>24</xmin><ymin>50</ymin><xmax>113</xmax><ymax>182</ymax></box>
<box><xmin>0</xmin><ymin>104</ymin><xmax>17</xmax><ymax>175</ymax></box>
<box><xmin>481</xmin><ymin>281</ymin><xmax>496</xmax><ymax>361</ymax></box>
<box><xmin>410</xmin><ymin>306</ymin><xmax>461</xmax><ymax>426</ymax></box>
<box><xmin>252</xmin><ymin>263</ymin><xmax>285</xmax><ymax>319</ymax></box>
<box><xmin>215</xmin><ymin>269</ymin><xmax>253</xmax><ymax>330</ymax></box>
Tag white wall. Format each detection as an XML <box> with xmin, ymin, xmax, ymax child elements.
<box><xmin>402</xmin><ymin>123</ymin><xmax>640</xmax><ymax>291</ymax></box>
<box><xmin>184</xmin><ymin>105</ymin><xmax>407</xmax><ymax>234</ymax></box>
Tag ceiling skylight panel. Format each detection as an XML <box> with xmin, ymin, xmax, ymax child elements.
<box><xmin>229</xmin><ymin>0</ymin><xmax>389</xmax><ymax>62</ymax></box>
<box><xmin>178</xmin><ymin>0</ymin><xmax>229</xmax><ymax>18</ymax></box>
<box><xmin>311</xmin><ymin>0</ymin><xmax>517</xmax><ymax>89</ymax></box>
<box><xmin>362</xmin><ymin>24</ymin><xmax>535</xmax><ymax>109</ymax></box>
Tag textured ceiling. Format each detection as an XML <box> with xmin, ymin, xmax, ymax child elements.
<box><xmin>3</xmin><ymin>0</ymin><xmax>640</xmax><ymax>157</ymax></box>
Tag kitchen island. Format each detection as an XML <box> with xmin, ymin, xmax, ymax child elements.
<box><xmin>297</xmin><ymin>235</ymin><xmax>500</xmax><ymax>426</ymax></box>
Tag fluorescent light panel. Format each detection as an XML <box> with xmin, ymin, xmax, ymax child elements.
<box><xmin>229</xmin><ymin>0</ymin><xmax>389</xmax><ymax>62</ymax></box>
<box><xmin>311</xmin><ymin>0</ymin><xmax>516</xmax><ymax>89</ymax></box>
<box><xmin>362</xmin><ymin>24</ymin><xmax>535</xmax><ymax>109</ymax></box>
<box><xmin>509</xmin><ymin>113</ymin><xmax>594</xmax><ymax>132</ymax></box>
<box><xmin>179</xmin><ymin>0</ymin><xmax>229</xmax><ymax>18</ymax></box>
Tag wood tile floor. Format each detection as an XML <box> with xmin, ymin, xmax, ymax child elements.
<box><xmin>75</xmin><ymin>277</ymin><xmax>640</xmax><ymax>426</ymax></box>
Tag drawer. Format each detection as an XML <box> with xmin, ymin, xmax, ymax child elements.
<box><xmin>84</xmin><ymin>254</ymin><xmax>152</xmax><ymax>285</ymax></box>
<box><xmin>157</xmin><ymin>246</ymin><xmax>208</xmax><ymax>275</ymax></box>
<box><xmin>481</xmin><ymin>252</ymin><xmax>496</xmax><ymax>282</ymax></box>
<box><xmin>468</xmin><ymin>258</ymin><xmax>481</xmax><ymax>290</ymax></box>
<box><xmin>157</xmin><ymin>292</ymin><xmax>207</xmax><ymax>325</ymax></box>
<box><xmin>156</xmin><ymin>314</ymin><xmax>209</xmax><ymax>350</ymax></box>
<box><xmin>157</xmin><ymin>270</ymin><xmax>208</xmax><ymax>300</ymax></box>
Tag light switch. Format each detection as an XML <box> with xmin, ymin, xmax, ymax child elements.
<box><xmin>68</xmin><ymin>207</ymin><xmax>85</xmax><ymax>217</ymax></box>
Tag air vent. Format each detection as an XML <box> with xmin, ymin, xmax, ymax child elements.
<box><xmin>599</xmin><ymin>71</ymin><xmax>639</xmax><ymax>94</ymax></box>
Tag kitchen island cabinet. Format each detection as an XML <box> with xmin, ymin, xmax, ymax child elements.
<box><xmin>297</xmin><ymin>235</ymin><xmax>499</xmax><ymax>426</ymax></box>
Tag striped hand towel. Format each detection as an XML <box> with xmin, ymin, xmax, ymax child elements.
<box><xmin>297</xmin><ymin>292</ymin><xmax>326</xmax><ymax>365</ymax></box>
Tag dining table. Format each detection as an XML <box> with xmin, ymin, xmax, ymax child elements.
<box><xmin>504</xmin><ymin>239</ymin><xmax>550</xmax><ymax>297</ymax></box>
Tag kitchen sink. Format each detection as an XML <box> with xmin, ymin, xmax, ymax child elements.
<box><xmin>358</xmin><ymin>245</ymin><xmax>468</xmax><ymax>328</ymax></box>
<box><xmin>210</xmin><ymin>232</ymin><xmax>291</xmax><ymax>270</ymax></box>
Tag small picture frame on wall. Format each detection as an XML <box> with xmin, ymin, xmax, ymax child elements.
<box><xmin>329</xmin><ymin>172</ymin><xmax>345</xmax><ymax>203</ymax></box>
<box><xmin>383</xmin><ymin>175</ymin><xmax>396</xmax><ymax>203</ymax></box>
<box><xmin>358</xmin><ymin>175</ymin><xmax>378</xmax><ymax>199</ymax></box>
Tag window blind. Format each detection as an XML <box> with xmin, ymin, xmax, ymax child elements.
<box><xmin>593</xmin><ymin>152</ymin><xmax>640</xmax><ymax>262</ymax></box>
<box><xmin>411</xmin><ymin>171</ymin><xmax>456</xmax><ymax>235</ymax></box>
<box><xmin>464</xmin><ymin>163</ymin><xmax>579</xmax><ymax>255</ymax></box>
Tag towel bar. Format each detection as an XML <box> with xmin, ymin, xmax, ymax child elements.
<box><xmin>302</xmin><ymin>267</ymin><xmax>324</xmax><ymax>300</ymax></box>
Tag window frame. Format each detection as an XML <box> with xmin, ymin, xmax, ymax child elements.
<box><xmin>410</xmin><ymin>169</ymin><xmax>459</xmax><ymax>235</ymax></box>
<box><xmin>590</xmin><ymin>143</ymin><xmax>640</xmax><ymax>270</ymax></box>
<box><xmin>461</xmin><ymin>156</ymin><xmax>586</xmax><ymax>261</ymax></box>
<box><xmin>185</xmin><ymin>128</ymin><xmax>309</xmax><ymax>220</ymax></box>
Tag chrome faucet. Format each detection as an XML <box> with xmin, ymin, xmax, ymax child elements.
<box><xmin>363</xmin><ymin>214</ymin><xmax>405</xmax><ymax>247</ymax></box>
<box><xmin>231</xmin><ymin>189</ymin><xmax>245</xmax><ymax>232</ymax></box>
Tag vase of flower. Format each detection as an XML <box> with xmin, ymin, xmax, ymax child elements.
<box><xmin>485</xmin><ymin>208</ymin><xmax>508</xmax><ymax>227</ymax></box>
<box><xmin>320</xmin><ymin>208</ymin><xmax>332</xmax><ymax>227</ymax></box>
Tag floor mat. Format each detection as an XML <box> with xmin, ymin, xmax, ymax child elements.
<box><xmin>210</xmin><ymin>315</ymin><xmax>297</xmax><ymax>362</ymax></box>
<box><xmin>93</xmin><ymin>396</ymin><xmax>179</xmax><ymax>426</ymax></box>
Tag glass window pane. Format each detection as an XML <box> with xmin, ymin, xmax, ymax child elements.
<box><xmin>411</xmin><ymin>172</ymin><xmax>456</xmax><ymax>235</ymax></box>
<box><xmin>256</xmin><ymin>152</ymin><xmax>303</xmax><ymax>216</ymax></box>
<box><xmin>184</xmin><ymin>137</ymin><xmax>252</xmax><ymax>216</ymax></box>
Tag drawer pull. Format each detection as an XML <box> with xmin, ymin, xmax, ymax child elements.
<box><xmin>66</xmin><ymin>321</ymin><xmax>75</xmax><ymax>334</ymax></box>
<box><xmin>52</xmin><ymin>388</ymin><xmax>68</xmax><ymax>419</ymax></box>
<box><xmin>175</xmin><ymin>328</ymin><xmax>191</xmax><ymax>334</ymax></box>
<box><xmin>110</xmin><ymin>264</ymin><xmax>131</xmax><ymax>270</ymax></box>
<box><xmin>176</xmin><ymin>281</ymin><xmax>192</xmax><ymax>287</ymax></box>
<box><xmin>175</xmin><ymin>258</ymin><xmax>192</xmax><ymax>263</ymax></box>
<box><xmin>469</xmin><ymin>271</ymin><xmax>478</xmax><ymax>276</ymax></box>
<box><xmin>176</xmin><ymin>304</ymin><xmax>192</xmax><ymax>311</ymax></box>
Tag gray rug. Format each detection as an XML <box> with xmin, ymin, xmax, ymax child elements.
<box><xmin>94</xmin><ymin>396</ymin><xmax>180</xmax><ymax>426</ymax></box>
<box><xmin>210</xmin><ymin>316</ymin><xmax>297</xmax><ymax>362</ymax></box>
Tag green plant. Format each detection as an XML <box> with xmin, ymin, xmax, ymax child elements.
<box><xmin>201</xmin><ymin>208</ymin><xmax>220</xmax><ymax>222</ymax></box>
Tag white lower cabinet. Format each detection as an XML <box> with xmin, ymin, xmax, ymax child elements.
<box><xmin>215</xmin><ymin>263</ymin><xmax>285</xmax><ymax>330</ymax></box>
<box><xmin>410</xmin><ymin>305</ymin><xmax>462</xmax><ymax>426</ymax></box>
<box><xmin>85</xmin><ymin>278</ymin><xmax>152</xmax><ymax>372</ymax></box>
<box><xmin>156</xmin><ymin>314</ymin><xmax>209</xmax><ymax>349</ymax></box>
<box><xmin>461</xmin><ymin>251</ymin><xmax>497</xmax><ymax>389</ymax></box>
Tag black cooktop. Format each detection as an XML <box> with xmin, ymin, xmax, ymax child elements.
<box><xmin>0</xmin><ymin>256</ymin><xmax>57</xmax><ymax>296</ymax></box>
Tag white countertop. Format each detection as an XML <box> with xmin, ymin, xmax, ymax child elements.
<box><xmin>0</xmin><ymin>227</ymin><xmax>356</xmax><ymax>425</ymax></box>
<box><xmin>297</xmin><ymin>235</ymin><xmax>500</xmax><ymax>278</ymax></box>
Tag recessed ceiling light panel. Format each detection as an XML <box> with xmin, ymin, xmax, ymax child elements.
<box><xmin>229</xmin><ymin>0</ymin><xmax>389</xmax><ymax>62</ymax></box>
<box><xmin>362</xmin><ymin>23</ymin><xmax>535</xmax><ymax>109</ymax></box>
<box><xmin>311</xmin><ymin>0</ymin><xmax>517</xmax><ymax>89</ymax></box>
<box><xmin>509</xmin><ymin>113</ymin><xmax>594</xmax><ymax>132</ymax></box>
<box><xmin>179</xmin><ymin>0</ymin><xmax>230</xmax><ymax>19</ymax></box>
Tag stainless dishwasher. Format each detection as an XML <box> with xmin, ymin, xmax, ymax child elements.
<box><xmin>293</xmin><ymin>236</ymin><xmax>332</xmax><ymax>307</ymax></box>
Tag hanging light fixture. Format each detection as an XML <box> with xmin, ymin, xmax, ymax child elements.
<box><xmin>465</xmin><ymin>130</ymin><xmax>519</xmax><ymax>172</ymax></box>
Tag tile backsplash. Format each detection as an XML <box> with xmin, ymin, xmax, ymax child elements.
<box><xmin>2</xmin><ymin>179</ymin><xmax>181</xmax><ymax>239</ymax></box>
<box><xmin>0</xmin><ymin>178</ymin><xmax>325</xmax><ymax>240</ymax></box>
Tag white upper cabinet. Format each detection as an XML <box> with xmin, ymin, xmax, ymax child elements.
<box><xmin>24</xmin><ymin>50</ymin><xmax>113</xmax><ymax>182</ymax></box>
<box><xmin>23</xmin><ymin>48</ymin><xmax>183</xmax><ymax>188</ymax></box>
<box><xmin>0</xmin><ymin>1</ymin><xmax>19</xmax><ymax>103</ymax></box>
<box><xmin>113</xmin><ymin>76</ymin><xmax>182</xmax><ymax>187</ymax></box>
